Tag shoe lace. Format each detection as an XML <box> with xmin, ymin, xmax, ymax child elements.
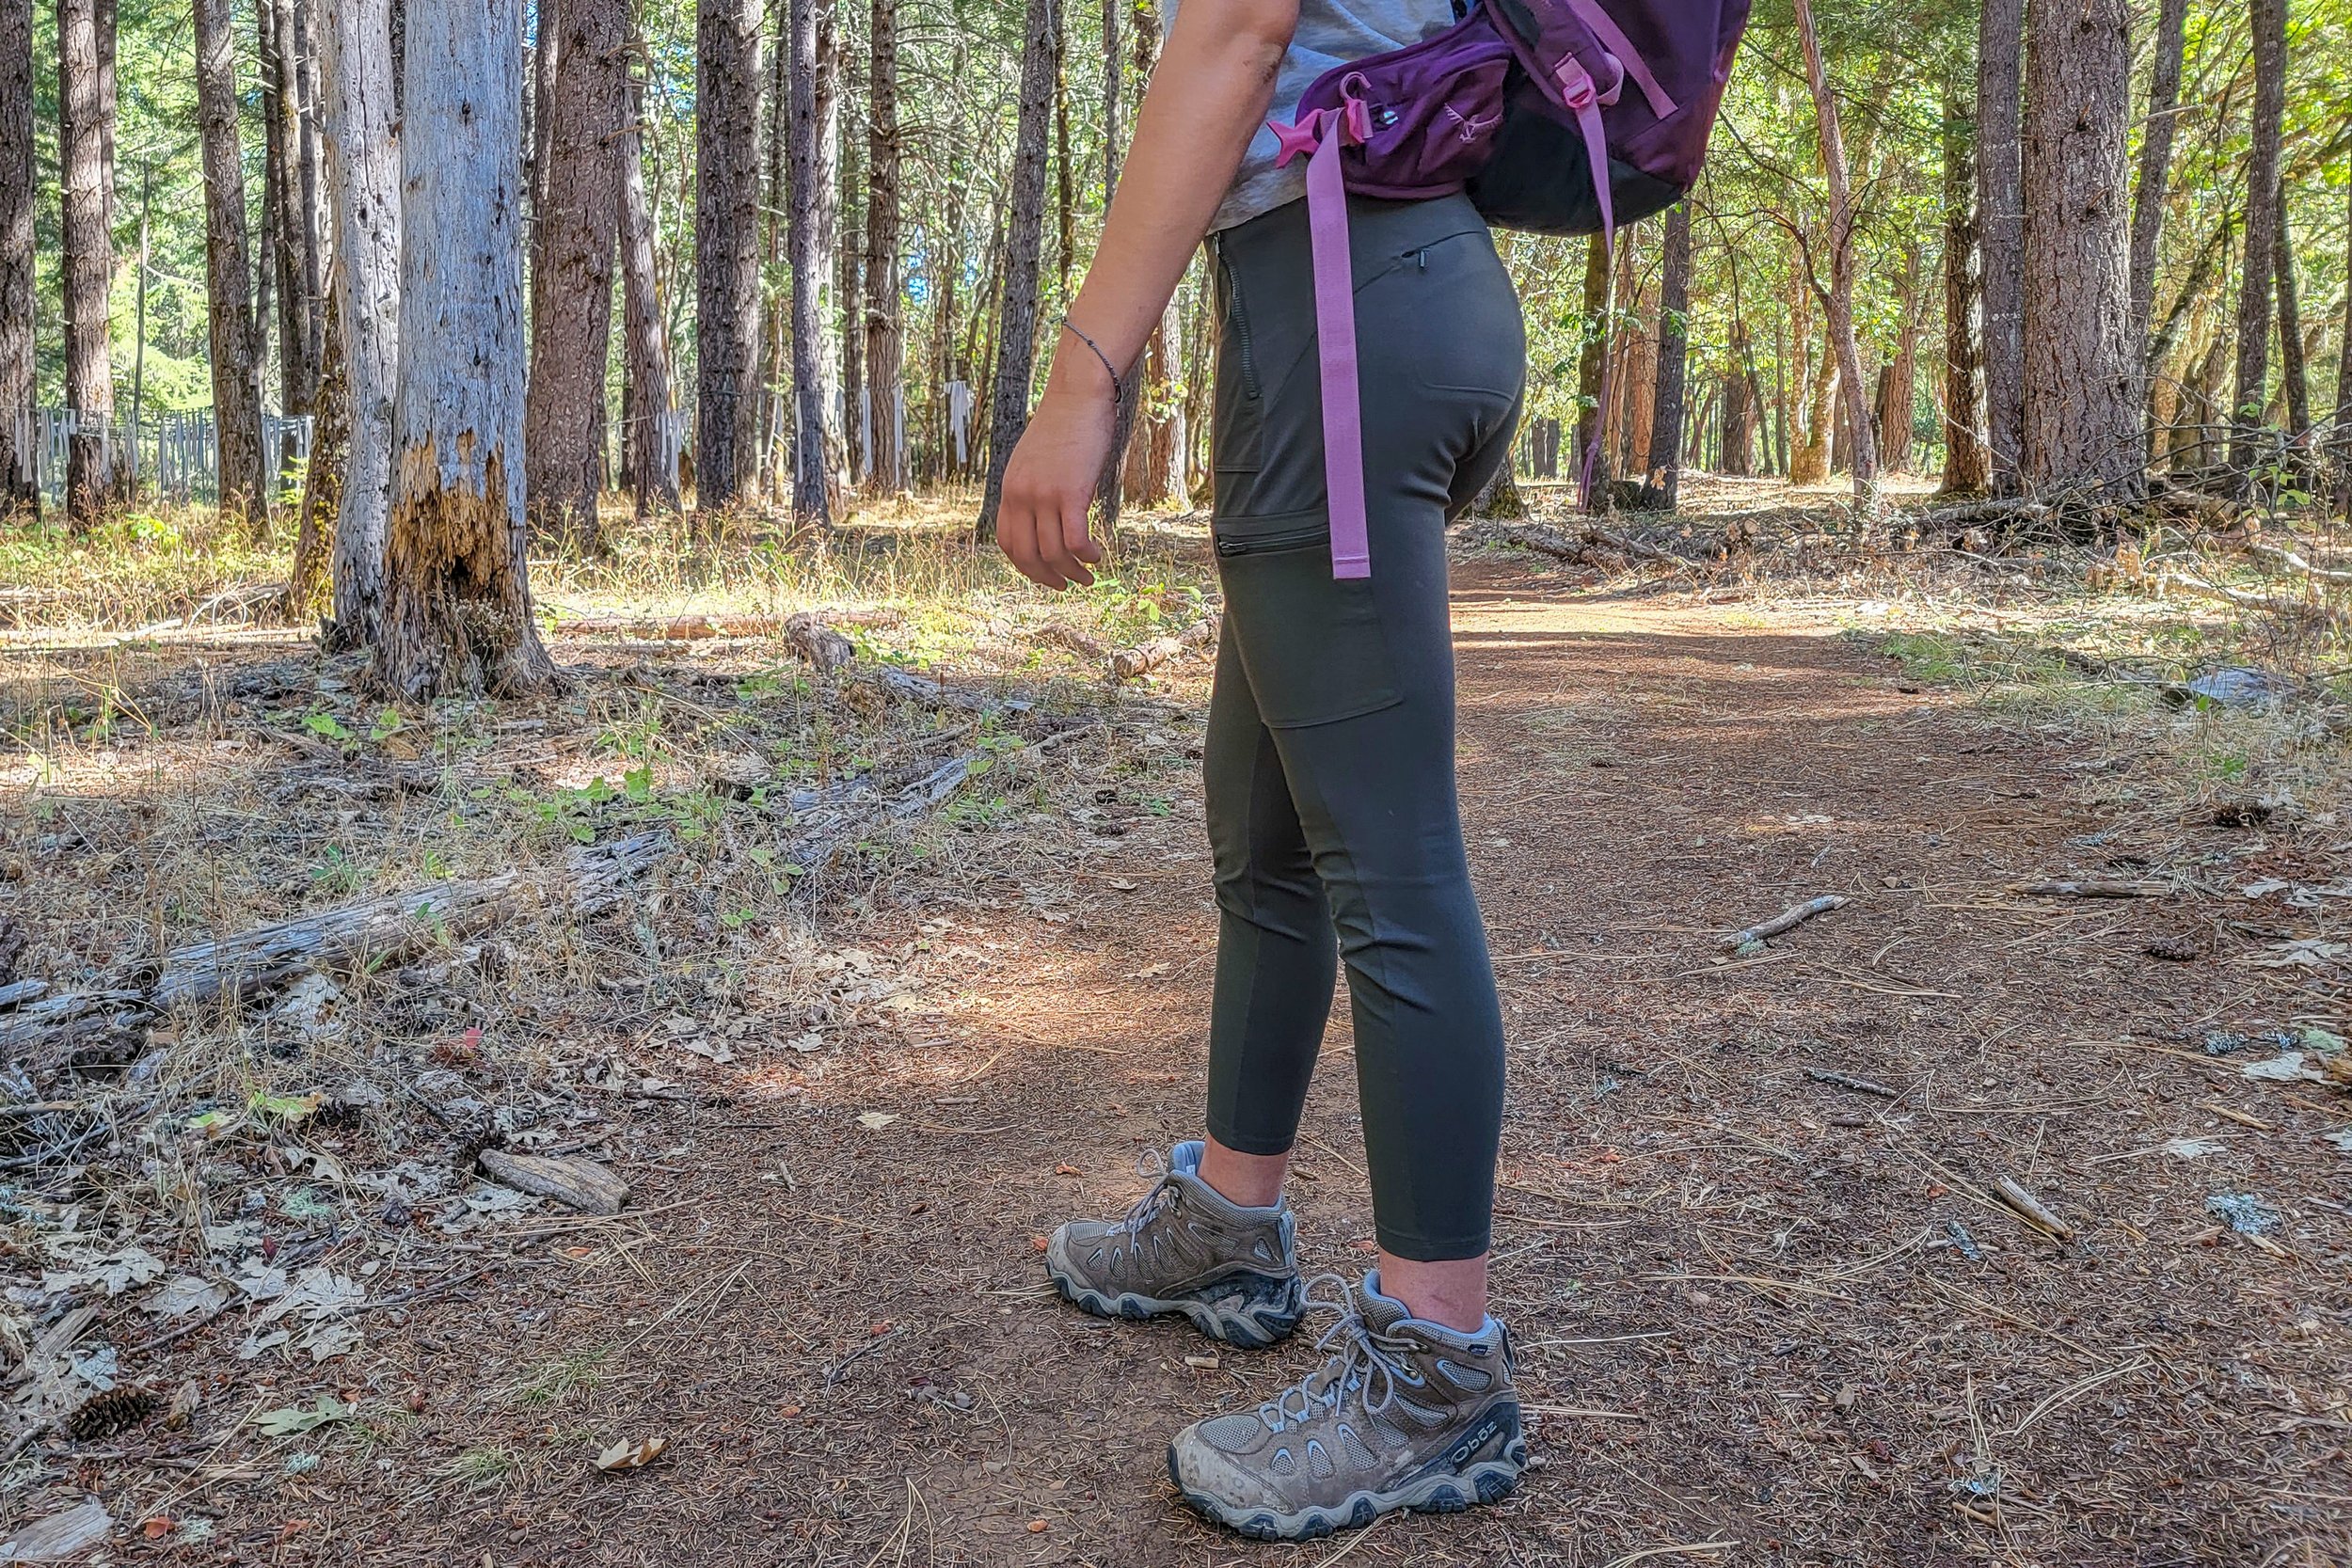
<box><xmin>1257</xmin><ymin>1275</ymin><xmax>1416</xmax><ymax>1433</ymax></box>
<box><xmin>1116</xmin><ymin>1148</ymin><xmax>1179</xmax><ymax>1241</ymax></box>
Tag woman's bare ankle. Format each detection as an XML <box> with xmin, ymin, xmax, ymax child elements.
<box><xmin>1198</xmin><ymin>1136</ymin><xmax>1289</xmax><ymax>1210</ymax></box>
<box><xmin>1376</xmin><ymin>1251</ymin><xmax>1489</xmax><ymax>1334</ymax></box>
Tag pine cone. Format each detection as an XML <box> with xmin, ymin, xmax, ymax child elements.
<box><xmin>63</xmin><ymin>1386</ymin><xmax>159</xmax><ymax>1442</ymax></box>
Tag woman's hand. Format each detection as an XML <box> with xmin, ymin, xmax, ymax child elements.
<box><xmin>995</xmin><ymin>346</ymin><xmax>1116</xmax><ymax>590</ymax></box>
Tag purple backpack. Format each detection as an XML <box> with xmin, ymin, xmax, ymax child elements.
<box><xmin>1265</xmin><ymin>0</ymin><xmax>1751</xmax><ymax>577</ymax></box>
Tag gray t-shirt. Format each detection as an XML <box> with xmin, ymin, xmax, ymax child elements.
<box><xmin>1170</xmin><ymin>0</ymin><xmax>1459</xmax><ymax>230</ymax></box>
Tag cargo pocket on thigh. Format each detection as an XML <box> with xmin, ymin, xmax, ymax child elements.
<box><xmin>1215</xmin><ymin>510</ymin><xmax>1402</xmax><ymax>729</ymax></box>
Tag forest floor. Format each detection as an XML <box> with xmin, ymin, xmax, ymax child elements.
<box><xmin>4</xmin><ymin>479</ymin><xmax>2350</xmax><ymax>1567</ymax></box>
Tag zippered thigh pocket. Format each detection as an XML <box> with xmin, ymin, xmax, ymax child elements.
<box><xmin>1215</xmin><ymin>510</ymin><xmax>1401</xmax><ymax>729</ymax></box>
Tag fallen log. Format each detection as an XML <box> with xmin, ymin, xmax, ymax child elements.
<box><xmin>1720</xmin><ymin>895</ymin><xmax>1847</xmax><ymax>951</ymax></box>
<box><xmin>2248</xmin><ymin>543</ymin><xmax>2352</xmax><ymax>585</ymax></box>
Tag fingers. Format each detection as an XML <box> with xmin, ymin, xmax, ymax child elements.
<box><xmin>1036</xmin><ymin>488</ymin><xmax>1095</xmax><ymax>589</ymax></box>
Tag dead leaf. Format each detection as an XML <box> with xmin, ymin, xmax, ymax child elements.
<box><xmin>595</xmin><ymin>1434</ymin><xmax>670</xmax><ymax>1472</ymax></box>
<box><xmin>1054</xmin><ymin>1164</ymin><xmax>1079</xmax><ymax>1177</ymax></box>
<box><xmin>856</xmin><ymin>1111</ymin><xmax>898</xmax><ymax>1131</ymax></box>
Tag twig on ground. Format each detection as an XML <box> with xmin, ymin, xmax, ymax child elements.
<box><xmin>1721</xmin><ymin>895</ymin><xmax>1847</xmax><ymax>950</ymax></box>
<box><xmin>1805</xmin><ymin>1068</ymin><xmax>1898</xmax><ymax>1098</ymax></box>
<box><xmin>1992</xmin><ymin>1175</ymin><xmax>2074</xmax><ymax>1241</ymax></box>
<box><xmin>2010</xmin><ymin>878</ymin><xmax>2169</xmax><ymax>898</ymax></box>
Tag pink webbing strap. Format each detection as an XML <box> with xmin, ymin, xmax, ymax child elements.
<box><xmin>1273</xmin><ymin>98</ymin><xmax>1375</xmax><ymax>578</ymax></box>
<box><xmin>1561</xmin><ymin>0</ymin><xmax>1677</xmax><ymax>119</ymax></box>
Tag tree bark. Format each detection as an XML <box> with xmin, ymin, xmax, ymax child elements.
<box><xmin>56</xmin><ymin>0</ymin><xmax>116</xmax><ymax>530</ymax></box>
<box><xmin>1976</xmin><ymin>0</ymin><xmax>2024</xmax><ymax>493</ymax></box>
<box><xmin>2231</xmin><ymin>0</ymin><xmax>2285</xmax><ymax>474</ymax></box>
<box><xmin>2273</xmin><ymin>177</ymin><xmax>2308</xmax><ymax>436</ymax></box>
<box><xmin>1573</xmin><ymin>230</ymin><xmax>1610</xmax><ymax>505</ymax></box>
<box><xmin>283</xmin><ymin>280</ymin><xmax>347</xmax><ymax>621</ymax></box>
<box><xmin>1791</xmin><ymin>0</ymin><xmax>1876</xmax><ymax>515</ymax></box>
<box><xmin>696</xmin><ymin>0</ymin><xmax>764</xmax><ymax>516</ymax></box>
<box><xmin>379</xmin><ymin>0</ymin><xmax>553</xmax><ymax>698</ymax></box>
<box><xmin>2337</xmin><ymin>162</ymin><xmax>2351</xmax><ymax>515</ymax></box>
<box><xmin>530</xmin><ymin>0</ymin><xmax>558</xmax><ymax>305</ymax></box>
<box><xmin>978</xmin><ymin>0</ymin><xmax>1057</xmax><ymax>535</ymax></box>
<box><xmin>1115</xmin><ymin>0</ymin><xmax>1180</xmax><ymax>511</ymax></box>
<box><xmin>0</xmin><ymin>0</ymin><xmax>33</xmax><ymax>516</ymax></box>
<box><xmin>524</xmin><ymin>0</ymin><xmax>624</xmax><ymax>549</ymax></box>
<box><xmin>1939</xmin><ymin>78</ymin><xmax>1987</xmax><ymax>494</ymax></box>
<box><xmin>286</xmin><ymin>0</ymin><xmax>326</xmax><ymax>407</ymax></box>
<box><xmin>194</xmin><ymin>0</ymin><xmax>269</xmax><ymax>528</ymax></box>
<box><xmin>863</xmin><ymin>0</ymin><xmax>903</xmax><ymax>492</ymax></box>
<box><xmin>620</xmin><ymin>56</ymin><xmax>681</xmax><ymax>515</ymax></box>
<box><xmin>1092</xmin><ymin>0</ymin><xmax>1143</xmax><ymax>525</ymax></box>
<box><xmin>263</xmin><ymin>0</ymin><xmax>318</xmax><ymax>462</ymax></box>
<box><xmin>320</xmin><ymin>0</ymin><xmax>398</xmax><ymax>644</ymax></box>
<box><xmin>2020</xmin><ymin>0</ymin><xmax>2139</xmax><ymax>499</ymax></box>
<box><xmin>1875</xmin><ymin>244</ymin><xmax>1919</xmax><ymax>471</ymax></box>
<box><xmin>1641</xmin><ymin>200</ymin><xmax>1690</xmax><ymax>511</ymax></box>
<box><xmin>2126</xmin><ymin>0</ymin><xmax>2186</xmax><ymax>390</ymax></box>
<box><xmin>839</xmin><ymin>119</ymin><xmax>866</xmax><ymax>488</ymax></box>
<box><xmin>785</xmin><ymin>0</ymin><xmax>836</xmax><ymax>522</ymax></box>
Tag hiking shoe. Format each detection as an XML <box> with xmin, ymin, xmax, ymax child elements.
<box><xmin>1044</xmin><ymin>1140</ymin><xmax>1306</xmax><ymax>1349</ymax></box>
<box><xmin>1167</xmin><ymin>1272</ymin><xmax>1527</xmax><ymax>1541</ymax></box>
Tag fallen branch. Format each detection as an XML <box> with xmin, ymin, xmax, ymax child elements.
<box><xmin>1992</xmin><ymin>1176</ymin><xmax>2074</xmax><ymax>1241</ymax></box>
<box><xmin>2010</xmin><ymin>878</ymin><xmax>2168</xmax><ymax>898</ymax></box>
<box><xmin>1484</xmin><ymin>519</ymin><xmax>1694</xmax><ymax>572</ymax></box>
<box><xmin>0</xmin><ymin>835</ymin><xmax>672</xmax><ymax>1064</ymax></box>
<box><xmin>1721</xmin><ymin>895</ymin><xmax>1847</xmax><ymax>951</ymax></box>
<box><xmin>2249</xmin><ymin>542</ymin><xmax>2352</xmax><ymax>584</ymax></box>
<box><xmin>1805</xmin><ymin>1068</ymin><xmax>1898</xmax><ymax>1098</ymax></box>
<box><xmin>2155</xmin><ymin>571</ymin><xmax>2277</xmax><ymax>610</ymax></box>
<box><xmin>478</xmin><ymin>1149</ymin><xmax>629</xmax><ymax>1215</ymax></box>
<box><xmin>1110</xmin><ymin>617</ymin><xmax>1217</xmax><ymax>681</ymax></box>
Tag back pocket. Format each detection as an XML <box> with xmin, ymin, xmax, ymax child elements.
<box><xmin>1215</xmin><ymin>511</ymin><xmax>1402</xmax><ymax>729</ymax></box>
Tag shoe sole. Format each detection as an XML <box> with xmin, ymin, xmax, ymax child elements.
<box><xmin>1044</xmin><ymin>1244</ymin><xmax>1304</xmax><ymax>1350</ymax></box>
<box><xmin>1167</xmin><ymin>1438</ymin><xmax>1529</xmax><ymax>1542</ymax></box>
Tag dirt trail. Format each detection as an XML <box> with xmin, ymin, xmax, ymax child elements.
<box><xmin>296</xmin><ymin>561</ymin><xmax>2344</xmax><ymax>1566</ymax></box>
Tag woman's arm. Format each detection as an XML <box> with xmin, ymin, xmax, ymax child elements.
<box><xmin>994</xmin><ymin>0</ymin><xmax>1299</xmax><ymax>589</ymax></box>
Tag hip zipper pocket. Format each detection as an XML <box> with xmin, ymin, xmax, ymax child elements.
<box><xmin>1216</xmin><ymin>242</ymin><xmax>1263</xmax><ymax>401</ymax></box>
<box><xmin>1216</xmin><ymin>518</ymin><xmax>1327</xmax><ymax>557</ymax></box>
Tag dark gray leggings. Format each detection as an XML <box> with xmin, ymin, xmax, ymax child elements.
<box><xmin>1200</xmin><ymin>192</ymin><xmax>1523</xmax><ymax>1262</ymax></box>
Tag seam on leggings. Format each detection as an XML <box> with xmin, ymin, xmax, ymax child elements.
<box><xmin>1210</xmin><ymin>721</ymin><xmax>1286</xmax><ymax>1155</ymax></box>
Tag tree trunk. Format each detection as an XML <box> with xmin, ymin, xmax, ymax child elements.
<box><xmin>620</xmin><ymin>57</ymin><xmax>681</xmax><ymax>515</ymax></box>
<box><xmin>1791</xmin><ymin>0</ymin><xmax>1877</xmax><ymax>515</ymax></box>
<box><xmin>978</xmin><ymin>0</ymin><xmax>1057</xmax><ymax>535</ymax></box>
<box><xmin>2337</xmin><ymin>162</ymin><xmax>2351</xmax><ymax>515</ymax></box>
<box><xmin>194</xmin><ymin>0</ymin><xmax>268</xmax><ymax>527</ymax></box>
<box><xmin>2231</xmin><ymin>0</ymin><xmax>2285</xmax><ymax>474</ymax></box>
<box><xmin>1572</xmin><ymin>230</ymin><xmax>1610</xmax><ymax>507</ymax></box>
<box><xmin>379</xmin><ymin>0</ymin><xmax>553</xmax><ymax>698</ymax></box>
<box><xmin>839</xmin><ymin>121</ymin><xmax>866</xmax><ymax>489</ymax></box>
<box><xmin>56</xmin><ymin>0</ymin><xmax>116</xmax><ymax>530</ymax></box>
<box><xmin>1721</xmin><ymin>356</ymin><xmax>1755</xmax><ymax>476</ymax></box>
<box><xmin>785</xmin><ymin>0</ymin><xmax>835</xmax><ymax>522</ymax></box>
<box><xmin>1976</xmin><ymin>0</ymin><xmax>2024</xmax><ymax>493</ymax></box>
<box><xmin>2020</xmin><ymin>0</ymin><xmax>2139</xmax><ymax>499</ymax></box>
<box><xmin>863</xmin><ymin>0</ymin><xmax>903</xmax><ymax>492</ymax></box>
<box><xmin>1640</xmin><ymin>200</ymin><xmax>1690</xmax><ymax>510</ymax></box>
<box><xmin>283</xmin><ymin>280</ymin><xmax>347</xmax><ymax>619</ymax></box>
<box><xmin>286</xmin><ymin>0</ymin><xmax>326</xmax><ymax>409</ymax></box>
<box><xmin>1875</xmin><ymin>244</ymin><xmax>1919</xmax><ymax>472</ymax></box>
<box><xmin>2274</xmin><ymin>177</ymin><xmax>2308</xmax><ymax>436</ymax></box>
<box><xmin>2126</xmin><ymin>0</ymin><xmax>2186</xmax><ymax>397</ymax></box>
<box><xmin>1939</xmin><ymin>78</ymin><xmax>1987</xmax><ymax>494</ymax></box>
<box><xmin>524</xmin><ymin>0</ymin><xmax>624</xmax><ymax>549</ymax></box>
<box><xmin>263</xmin><ymin>0</ymin><xmax>318</xmax><ymax>471</ymax></box>
<box><xmin>1052</xmin><ymin>0</ymin><xmax>1073</xmax><ymax>297</ymax></box>
<box><xmin>0</xmin><ymin>0</ymin><xmax>33</xmax><ymax>516</ymax></box>
<box><xmin>1092</xmin><ymin>0</ymin><xmax>1142</xmax><ymax>526</ymax></box>
<box><xmin>320</xmin><ymin>0</ymin><xmax>397</xmax><ymax>642</ymax></box>
<box><xmin>530</xmin><ymin>0</ymin><xmax>558</xmax><ymax>297</ymax></box>
<box><xmin>1115</xmin><ymin>0</ymin><xmax>1179</xmax><ymax>511</ymax></box>
<box><xmin>696</xmin><ymin>0</ymin><xmax>764</xmax><ymax>517</ymax></box>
